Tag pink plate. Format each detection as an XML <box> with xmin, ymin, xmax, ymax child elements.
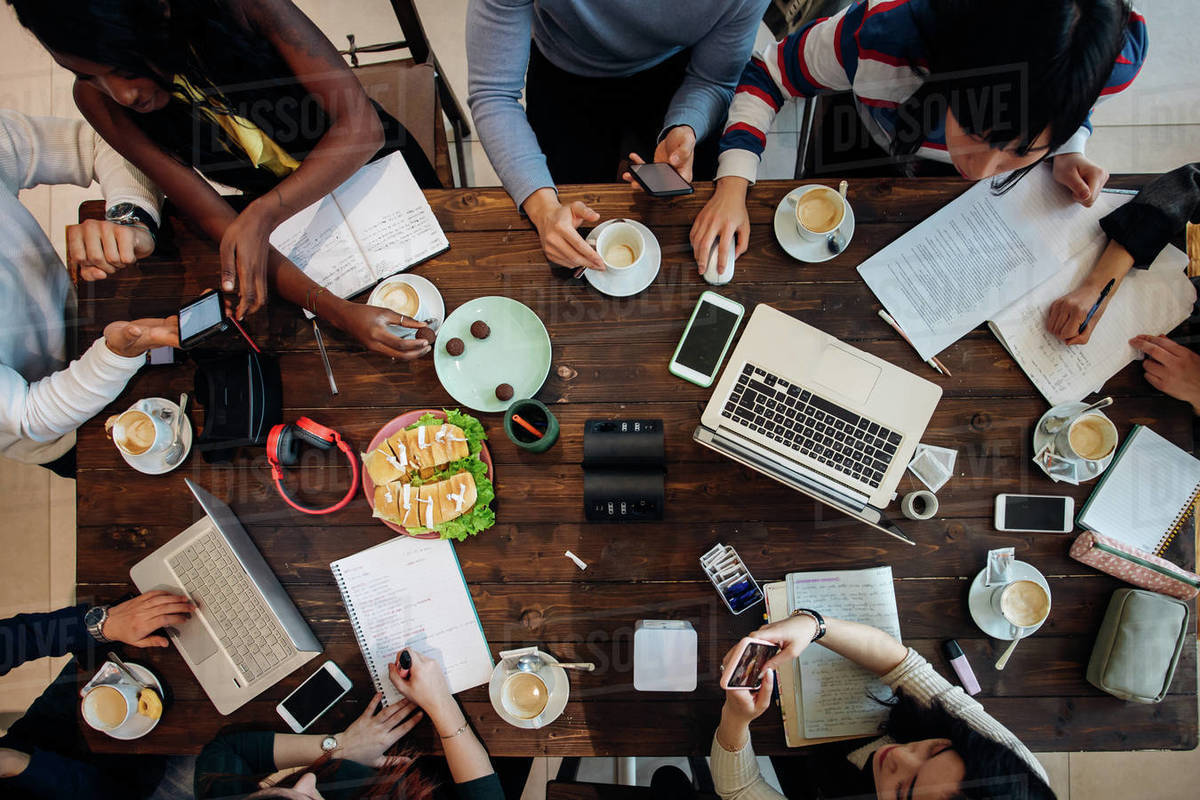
<box><xmin>362</xmin><ymin>409</ymin><xmax>494</xmax><ymax>539</ymax></box>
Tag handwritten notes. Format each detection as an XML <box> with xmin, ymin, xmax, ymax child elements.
<box><xmin>787</xmin><ymin>567</ymin><xmax>901</xmax><ymax>739</ymax></box>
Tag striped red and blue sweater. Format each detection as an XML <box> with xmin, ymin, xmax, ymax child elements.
<box><xmin>716</xmin><ymin>0</ymin><xmax>1148</xmax><ymax>182</ymax></box>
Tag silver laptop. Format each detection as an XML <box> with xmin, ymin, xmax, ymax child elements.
<box><xmin>694</xmin><ymin>304</ymin><xmax>942</xmax><ymax>544</ymax></box>
<box><xmin>130</xmin><ymin>479</ymin><xmax>321</xmax><ymax>714</ymax></box>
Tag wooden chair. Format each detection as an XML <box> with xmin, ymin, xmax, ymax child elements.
<box><xmin>339</xmin><ymin>0</ymin><xmax>471</xmax><ymax>187</ymax></box>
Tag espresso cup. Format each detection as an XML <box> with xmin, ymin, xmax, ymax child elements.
<box><xmin>1055</xmin><ymin>412</ymin><xmax>1117</xmax><ymax>463</ymax></box>
<box><xmin>82</xmin><ymin>682</ymin><xmax>139</xmax><ymax>732</ymax></box>
<box><xmin>788</xmin><ymin>185</ymin><xmax>847</xmax><ymax>242</ymax></box>
<box><xmin>370</xmin><ymin>277</ymin><xmax>426</xmax><ymax>337</ymax></box>
<box><xmin>105</xmin><ymin>402</ymin><xmax>173</xmax><ymax>457</ymax></box>
<box><xmin>990</xmin><ymin>579</ymin><xmax>1051</xmax><ymax>629</ymax></box>
<box><xmin>501</xmin><ymin>670</ymin><xmax>550</xmax><ymax>720</ymax></box>
<box><xmin>596</xmin><ymin>222</ymin><xmax>646</xmax><ymax>271</ymax></box>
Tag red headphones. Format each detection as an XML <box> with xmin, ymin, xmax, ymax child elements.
<box><xmin>266</xmin><ymin>417</ymin><xmax>359</xmax><ymax>515</ymax></box>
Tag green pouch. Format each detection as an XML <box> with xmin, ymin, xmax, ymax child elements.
<box><xmin>1087</xmin><ymin>588</ymin><xmax>1189</xmax><ymax>704</ymax></box>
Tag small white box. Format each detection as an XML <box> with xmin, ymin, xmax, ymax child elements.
<box><xmin>633</xmin><ymin>620</ymin><xmax>697</xmax><ymax>692</ymax></box>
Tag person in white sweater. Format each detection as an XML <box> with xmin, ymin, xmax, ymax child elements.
<box><xmin>712</xmin><ymin>613</ymin><xmax>1054</xmax><ymax>800</ymax></box>
<box><xmin>0</xmin><ymin>109</ymin><xmax>177</xmax><ymax>474</ymax></box>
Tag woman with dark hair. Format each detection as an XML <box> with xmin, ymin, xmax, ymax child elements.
<box><xmin>712</xmin><ymin>614</ymin><xmax>1055</xmax><ymax>799</ymax></box>
<box><xmin>196</xmin><ymin>649</ymin><xmax>504</xmax><ymax>800</ymax></box>
<box><xmin>690</xmin><ymin>0</ymin><xmax>1147</xmax><ymax>278</ymax></box>
<box><xmin>7</xmin><ymin>0</ymin><xmax>438</xmax><ymax>359</ymax></box>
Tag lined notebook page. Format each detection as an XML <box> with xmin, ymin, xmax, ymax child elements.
<box><xmin>1078</xmin><ymin>426</ymin><xmax>1200</xmax><ymax>555</ymax></box>
<box><xmin>331</xmin><ymin>537</ymin><xmax>492</xmax><ymax>704</ymax></box>
<box><xmin>787</xmin><ymin>566</ymin><xmax>900</xmax><ymax>739</ymax></box>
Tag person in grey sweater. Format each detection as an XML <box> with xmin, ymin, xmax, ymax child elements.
<box><xmin>467</xmin><ymin>0</ymin><xmax>769</xmax><ymax>273</ymax></box>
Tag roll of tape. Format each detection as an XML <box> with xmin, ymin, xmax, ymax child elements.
<box><xmin>901</xmin><ymin>490</ymin><xmax>938</xmax><ymax>521</ymax></box>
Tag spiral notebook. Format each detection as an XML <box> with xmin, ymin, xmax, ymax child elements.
<box><xmin>1077</xmin><ymin>425</ymin><xmax>1200</xmax><ymax>559</ymax></box>
<box><xmin>331</xmin><ymin>536</ymin><xmax>492</xmax><ymax>704</ymax></box>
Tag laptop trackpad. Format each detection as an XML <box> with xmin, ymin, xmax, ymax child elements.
<box><xmin>812</xmin><ymin>345</ymin><xmax>880</xmax><ymax>405</ymax></box>
<box><xmin>170</xmin><ymin>617</ymin><xmax>219</xmax><ymax>664</ymax></box>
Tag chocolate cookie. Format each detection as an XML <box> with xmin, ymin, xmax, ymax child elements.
<box><xmin>445</xmin><ymin>337</ymin><xmax>465</xmax><ymax>356</ymax></box>
<box><xmin>494</xmin><ymin>383</ymin><xmax>514</xmax><ymax>401</ymax></box>
<box><xmin>470</xmin><ymin>320</ymin><xmax>491</xmax><ymax>340</ymax></box>
<box><xmin>415</xmin><ymin>326</ymin><xmax>436</xmax><ymax>344</ymax></box>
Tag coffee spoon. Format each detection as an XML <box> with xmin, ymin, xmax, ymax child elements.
<box><xmin>994</xmin><ymin>625</ymin><xmax>1026</xmax><ymax>670</ymax></box>
<box><xmin>826</xmin><ymin>181</ymin><xmax>849</xmax><ymax>255</ymax></box>
<box><xmin>1042</xmin><ymin>396</ymin><xmax>1113</xmax><ymax>435</ymax></box>
<box><xmin>516</xmin><ymin>654</ymin><xmax>595</xmax><ymax>673</ymax></box>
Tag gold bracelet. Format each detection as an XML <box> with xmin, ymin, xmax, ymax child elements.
<box><xmin>439</xmin><ymin>720</ymin><xmax>469</xmax><ymax>740</ymax></box>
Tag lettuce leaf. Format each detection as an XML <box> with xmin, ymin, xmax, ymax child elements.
<box><xmin>402</xmin><ymin>409</ymin><xmax>495</xmax><ymax>540</ymax></box>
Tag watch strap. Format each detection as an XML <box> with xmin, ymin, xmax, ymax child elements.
<box><xmin>106</xmin><ymin>203</ymin><xmax>159</xmax><ymax>241</ymax></box>
<box><xmin>85</xmin><ymin>605</ymin><xmax>111</xmax><ymax>643</ymax></box>
<box><xmin>790</xmin><ymin>607</ymin><xmax>826</xmax><ymax>642</ymax></box>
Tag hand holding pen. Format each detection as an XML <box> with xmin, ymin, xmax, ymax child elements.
<box><xmin>1046</xmin><ymin>276</ymin><xmax>1118</xmax><ymax>345</ymax></box>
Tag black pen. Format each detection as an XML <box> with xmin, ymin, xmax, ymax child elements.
<box><xmin>1078</xmin><ymin>278</ymin><xmax>1116</xmax><ymax>335</ymax></box>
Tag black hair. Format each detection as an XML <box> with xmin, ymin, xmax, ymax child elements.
<box><xmin>880</xmin><ymin>691</ymin><xmax>1057</xmax><ymax>800</ymax></box>
<box><xmin>893</xmin><ymin>0</ymin><xmax>1131</xmax><ymax>192</ymax></box>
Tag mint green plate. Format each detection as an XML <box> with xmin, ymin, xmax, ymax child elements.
<box><xmin>434</xmin><ymin>296</ymin><xmax>551</xmax><ymax>413</ymax></box>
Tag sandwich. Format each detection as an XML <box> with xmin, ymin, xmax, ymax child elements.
<box><xmin>376</xmin><ymin>472</ymin><xmax>480</xmax><ymax>528</ymax></box>
<box><xmin>362</xmin><ymin>422</ymin><xmax>470</xmax><ymax>484</ymax></box>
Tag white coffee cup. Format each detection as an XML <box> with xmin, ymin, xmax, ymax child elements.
<box><xmin>370</xmin><ymin>277</ymin><xmax>426</xmax><ymax>337</ymax></box>
<box><xmin>990</xmin><ymin>579</ymin><xmax>1051</xmax><ymax>629</ymax></box>
<box><xmin>105</xmin><ymin>401</ymin><xmax>173</xmax><ymax>457</ymax></box>
<box><xmin>82</xmin><ymin>682</ymin><xmax>139</xmax><ymax>732</ymax></box>
<box><xmin>596</xmin><ymin>222</ymin><xmax>646</xmax><ymax>271</ymax></box>
<box><xmin>787</xmin><ymin>185</ymin><xmax>848</xmax><ymax>242</ymax></box>
<box><xmin>501</xmin><ymin>670</ymin><xmax>550</xmax><ymax>720</ymax></box>
<box><xmin>1055</xmin><ymin>412</ymin><xmax>1117</xmax><ymax>463</ymax></box>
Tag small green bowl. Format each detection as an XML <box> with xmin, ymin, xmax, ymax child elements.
<box><xmin>504</xmin><ymin>399</ymin><xmax>559</xmax><ymax>453</ymax></box>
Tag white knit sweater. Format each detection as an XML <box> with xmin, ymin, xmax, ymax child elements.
<box><xmin>0</xmin><ymin>110</ymin><xmax>161</xmax><ymax>464</ymax></box>
<box><xmin>710</xmin><ymin>648</ymin><xmax>1049</xmax><ymax>799</ymax></box>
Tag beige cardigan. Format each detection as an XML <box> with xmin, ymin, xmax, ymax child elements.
<box><xmin>710</xmin><ymin>649</ymin><xmax>1049</xmax><ymax>799</ymax></box>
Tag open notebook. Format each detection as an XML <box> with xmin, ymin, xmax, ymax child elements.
<box><xmin>859</xmin><ymin>168</ymin><xmax>1194</xmax><ymax>405</ymax></box>
<box><xmin>1077</xmin><ymin>425</ymin><xmax>1200</xmax><ymax>559</ymax></box>
<box><xmin>765</xmin><ymin>566</ymin><xmax>900</xmax><ymax>746</ymax></box>
<box><xmin>269</xmin><ymin>151</ymin><xmax>449</xmax><ymax>314</ymax></box>
<box><xmin>331</xmin><ymin>536</ymin><xmax>492</xmax><ymax>704</ymax></box>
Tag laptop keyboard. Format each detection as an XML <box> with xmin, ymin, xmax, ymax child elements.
<box><xmin>168</xmin><ymin>531</ymin><xmax>294</xmax><ymax>684</ymax></box>
<box><xmin>721</xmin><ymin>363</ymin><xmax>902</xmax><ymax>488</ymax></box>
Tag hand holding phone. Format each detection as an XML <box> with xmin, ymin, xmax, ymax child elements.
<box><xmin>720</xmin><ymin>637</ymin><xmax>781</xmax><ymax>690</ymax></box>
<box><xmin>627</xmin><ymin>161</ymin><xmax>694</xmax><ymax>198</ymax></box>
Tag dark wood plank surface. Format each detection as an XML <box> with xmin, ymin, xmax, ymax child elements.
<box><xmin>75</xmin><ymin>176</ymin><xmax>1197</xmax><ymax>757</ymax></box>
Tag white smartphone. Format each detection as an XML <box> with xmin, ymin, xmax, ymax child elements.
<box><xmin>668</xmin><ymin>291</ymin><xmax>745</xmax><ymax>388</ymax></box>
<box><xmin>276</xmin><ymin>660</ymin><xmax>352</xmax><ymax>733</ymax></box>
<box><xmin>993</xmin><ymin>494</ymin><xmax>1074</xmax><ymax>533</ymax></box>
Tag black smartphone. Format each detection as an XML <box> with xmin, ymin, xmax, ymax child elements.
<box><xmin>629</xmin><ymin>162</ymin><xmax>693</xmax><ymax>197</ymax></box>
<box><xmin>178</xmin><ymin>291</ymin><xmax>229</xmax><ymax>349</ymax></box>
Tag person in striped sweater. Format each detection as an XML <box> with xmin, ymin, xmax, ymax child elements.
<box><xmin>692</xmin><ymin>0</ymin><xmax>1148</xmax><ymax>277</ymax></box>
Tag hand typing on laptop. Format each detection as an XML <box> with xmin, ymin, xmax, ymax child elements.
<box><xmin>101</xmin><ymin>590</ymin><xmax>194</xmax><ymax>648</ymax></box>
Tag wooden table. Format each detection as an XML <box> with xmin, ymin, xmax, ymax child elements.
<box><xmin>76</xmin><ymin>178</ymin><xmax>1197</xmax><ymax>756</ymax></box>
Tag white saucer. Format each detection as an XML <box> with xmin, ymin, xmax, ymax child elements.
<box><xmin>369</xmin><ymin>273</ymin><xmax>446</xmax><ymax>336</ymax></box>
<box><xmin>584</xmin><ymin>219</ymin><xmax>662</xmax><ymax>297</ymax></box>
<box><xmin>1032</xmin><ymin>402</ymin><xmax>1116</xmax><ymax>485</ymax></box>
<box><xmin>773</xmin><ymin>186</ymin><xmax>856</xmax><ymax>263</ymax></box>
<box><xmin>968</xmin><ymin>561</ymin><xmax>1051</xmax><ymax>640</ymax></box>
<box><xmin>80</xmin><ymin>661</ymin><xmax>164</xmax><ymax>740</ymax></box>
<box><xmin>488</xmin><ymin>646</ymin><xmax>570</xmax><ymax>729</ymax></box>
<box><xmin>118</xmin><ymin>398</ymin><xmax>192</xmax><ymax>475</ymax></box>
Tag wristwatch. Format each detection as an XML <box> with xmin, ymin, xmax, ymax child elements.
<box><xmin>105</xmin><ymin>202</ymin><xmax>159</xmax><ymax>241</ymax></box>
<box><xmin>790</xmin><ymin>607</ymin><xmax>827</xmax><ymax>642</ymax></box>
<box><xmin>84</xmin><ymin>605</ymin><xmax>111</xmax><ymax>643</ymax></box>
<box><xmin>320</xmin><ymin>735</ymin><xmax>339</xmax><ymax>753</ymax></box>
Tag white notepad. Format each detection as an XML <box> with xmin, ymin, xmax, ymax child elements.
<box><xmin>331</xmin><ymin>536</ymin><xmax>492</xmax><ymax>704</ymax></box>
<box><xmin>1076</xmin><ymin>425</ymin><xmax>1200</xmax><ymax>557</ymax></box>
<box><xmin>269</xmin><ymin>151</ymin><xmax>449</xmax><ymax>314</ymax></box>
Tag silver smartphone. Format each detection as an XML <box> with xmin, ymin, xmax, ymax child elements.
<box><xmin>276</xmin><ymin>660</ymin><xmax>352</xmax><ymax>733</ymax></box>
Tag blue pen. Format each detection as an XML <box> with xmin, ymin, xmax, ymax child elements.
<box><xmin>1078</xmin><ymin>278</ymin><xmax>1116</xmax><ymax>334</ymax></box>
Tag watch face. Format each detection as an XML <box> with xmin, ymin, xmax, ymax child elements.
<box><xmin>321</xmin><ymin>736</ymin><xmax>337</xmax><ymax>752</ymax></box>
<box><xmin>106</xmin><ymin>202</ymin><xmax>136</xmax><ymax>220</ymax></box>
<box><xmin>85</xmin><ymin>606</ymin><xmax>105</xmax><ymax>626</ymax></box>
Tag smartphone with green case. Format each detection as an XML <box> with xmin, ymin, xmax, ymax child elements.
<box><xmin>668</xmin><ymin>291</ymin><xmax>745</xmax><ymax>388</ymax></box>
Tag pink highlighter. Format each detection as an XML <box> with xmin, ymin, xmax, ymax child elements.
<box><xmin>943</xmin><ymin>640</ymin><xmax>981</xmax><ymax>696</ymax></box>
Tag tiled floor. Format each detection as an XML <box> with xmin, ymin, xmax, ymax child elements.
<box><xmin>2</xmin><ymin>1</ymin><xmax>1198</xmax><ymax>797</ymax></box>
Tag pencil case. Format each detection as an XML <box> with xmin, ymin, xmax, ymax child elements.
<box><xmin>1087</xmin><ymin>588</ymin><xmax>1189</xmax><ymax>704</ymax></box>
<box><xmin>1069</xmin><ymin>530</ymin><xmax>1200</xmax><ymax>600</ymax></box>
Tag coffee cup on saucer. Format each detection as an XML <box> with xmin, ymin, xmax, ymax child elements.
<box><xmin>596</xmin><ymin>221</ymin><xmax>646</xmax><ymax>271</ymax></box>
<box><xmin>787</xmin><ymin>185</ymin><xmax>847</xmax><ymax>243</ymax></box>
<box><xmin>500</xmin><ymin>670</ymin><xmax>550</xmax><ymax>720</ymax></box>
<box><xmin>370</xmin><ymin>277</ymin><xmax>426</xmax><ymax>336</ymax></box>
<box><xmin>105</xmin><ymin>401</ymin><xmax>173</xmax><ymax>458</ymax></box>
<box><xmin>82</xmin><ymin>682</ymin><xmax>141</xmax><ymax>733</ymax></box>
<box><xmin>1055</xmin><ymin>412</ymin><xmax>1118</xmax><ymax>464</ymax></box>
<box><xmin>990</xmin><ymin>578</ymin><xmax>1052</xmax><ymax>630</ymax></box>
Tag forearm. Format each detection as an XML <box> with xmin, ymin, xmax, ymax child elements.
<box><xmin>271</xmin><ymin>733</ymin><xmax>329</xmax><ymax>770</ymax></box>
<box><xmin>1083</xmin><ymin>240</ymin><xmax>1136</xmax><ymax>291</ymax></box>
<box><xmin>715</xmin><ymin>708</ymin><xmax>751</xmax><ymax>752</ymax></box>
<box><xmin>1100</xmin><ymin>163</ymin><xmax>1200</xmax><ymax>266</ymax></box>
<box><xmin>0</xmin><ymin>605</ymin><xmax>89</xmax><ymax>676</ymax></box>
<box><xmin>814</xmin><ymin>616</ymin><xmax>908</xmax><ymax>676</ymax></box>
<box><xmin>429</xmin><ymin>699</ymin><xmax>495</xmax><ymax>784</ymax></box>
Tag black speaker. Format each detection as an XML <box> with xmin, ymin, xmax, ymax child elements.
<box><xmin>583</xmin><ymin>419</ymin><xmax>665</xmax><ymax>522</ymax></box>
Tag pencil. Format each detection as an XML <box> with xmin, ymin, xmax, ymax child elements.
<box><xmin>511</xmin><ymin>414</ymin><xmax>544</xmax><ymax>439</ymax></box>
<box><xmin>877</xmin><ymin>309</ymin><xmax>950</xmax><ymax>376</ymax></box>
<box><xmin>312</xmin><ymin>320</ymin><xmax>338</xmax><ymax>396</ymax></box>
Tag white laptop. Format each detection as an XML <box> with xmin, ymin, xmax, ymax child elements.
<box><xmin>130</xmin><ymin>479</ymin><xmax>321</xmax><ymax>714</ymax></box>
<box><xmin>694</xmin><ymin>304</ymin><xmax>942</xmax><ymax>543</ymax></box>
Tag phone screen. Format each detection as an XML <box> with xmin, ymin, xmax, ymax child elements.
<box><xmin>676</xmin><ymin>300</ymin><xmax>740</xmax><ymax>376</ymax></box>
<box><xmin>630</xmin><ymin>162</ymin><xmax>692</xmax><ymax>194</ymax></box>
<box><xmin>1004</xmin><ymin>495</ymin><xmax>1068</xmax><ymax>530</ymax></box>
<box><xmin>179</xmin><ymin>293</ymin><xmax>224</xmax><ymax>342</ymax></box>
<box><xmin>281</xmin><ymin>667</ymin><xmax>346</xmax><ymax>729</ymax></box>
<box><xmin>727</xmin><ymin>641</ymin><xmax>780</xmax><ymax>689</ymax></box>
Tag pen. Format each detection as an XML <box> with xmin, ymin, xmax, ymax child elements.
<box><xmin>877</xmin><ymin>309</ymin><xmax>952</xmax><ymax>377</ymax></box>
<box><xmin>312</xmin><ymin>320</ymin><xmax>338</xmax><ymax>396</ymax></box>
<box><xmin>1078</xmin><ymin>278</ymin><xmax>1115</xmax><ymax>334</ymax></box>
<box><xmin>1100</xmin><ymin>187</ymin><xmax>1139</xmax><ymax>196</ymax></box>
